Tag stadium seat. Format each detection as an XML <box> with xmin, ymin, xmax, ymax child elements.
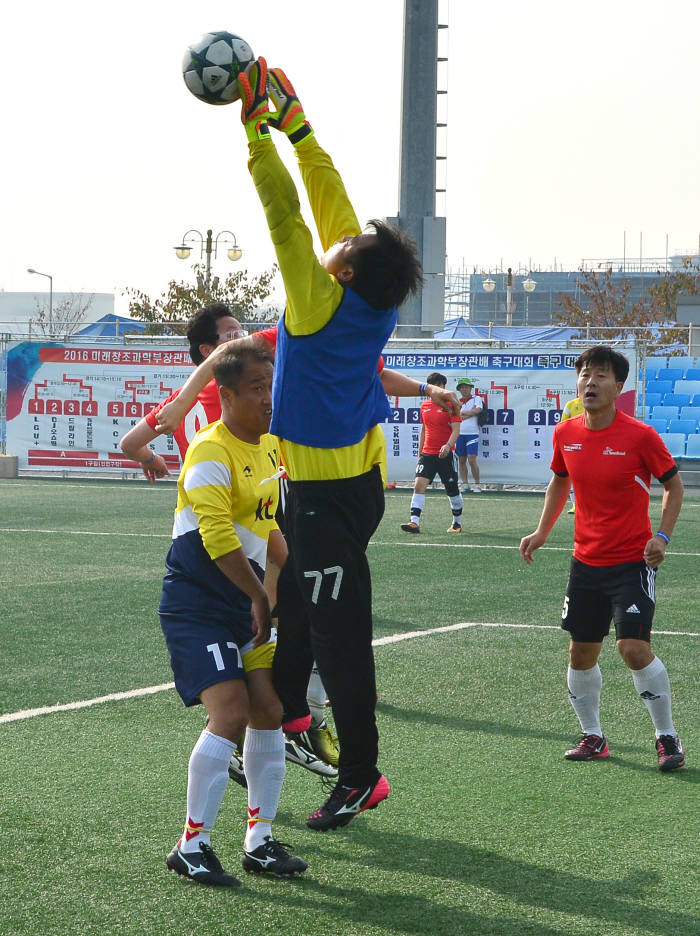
<box><xmin>646</xmin><ymin>380</ymin><xmax>673</xmax><ymax>396</ymax></box>
<box><xmin>658</xmin><ymin>433</ymin><xmax>687</xmax><ymax>459</ymax></box>
<box><xmin>644</xmin><ymin>392</ymin><xmax>662</xmax><ymax>408</ymax></box>
<box><xmin>642</xmin><ymin>367</ymin><xmax>657</xmax><ymax>382</ymax></box>
<box><xmin>659</xmin><ymin>368</ymin><xmax>685</xmax><ymax>382</ymax></box>
<box><xmin>685</xmin><ymin>435</ymin><xmax>700</xmax><ymax>459</ymax></box>
<box><xmin>675</xmin><ymin>379</ymin><xmax>700</xmax><ymax>397</ymax></box>
<box><xmin>680</xmin><ymin>406</ymin><xmax>700</xmax><ymax>421</ymax></box>
<box><xmin>662</xmin><ymin>393</ymin><xmax>692</xmax><ymax>408</ymax></box>
<box><xmin>646</xmin><ymin>418</ymin><xmax>670</xmax><ymax>434</ymax></box>
<box><xmin>693</xmin><ymin>395</ymin><xmax>700</xmax><ymax>406</ymax></box>
<box><xmin>684</xmin><ymin>368</ymin><xmax>700</xmax><ymax>381</ymax></box>
<box><xmin>667</xmin><ymin>419</ymin><xmax>698</xmax><ymax>437</ymax></box>
<box><xmin>659</xmin><ymin>432</ymin><xmax>685</xmax><ymax>458</ymax></box>
<box><xmin>651</xmin><ymin>405</ymin><xmax>680</xmax><ymax>422</ymax></box>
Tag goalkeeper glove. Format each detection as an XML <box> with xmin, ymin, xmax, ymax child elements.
<box><xmin>237</xmin><ymin>57</ymin><xmax>271</xmax><ymax>143</ymax></box>
<box><xmin>267</xmin><ymin>67</ymin><xmax>314</xmax><ymax>146</ymax></box>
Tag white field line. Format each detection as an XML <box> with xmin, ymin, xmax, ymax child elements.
<box><xmin>1</xmin><ymin>622</ymin><xmax>696</xmax><ymax>726</ymax></box>
<box><xmin>1</xmin><ymin>528</ymin><xmax>698</xmax><ymax>559</ymax></box>
<box><xmin>0</xmin><ymin>527</ymin><xmax>170</xmax><ymax>539</ymax></box>
<box><xmin>369</xmin><ymin>540</ymin><xmax>700</xmax><ymax>558</ymax></box>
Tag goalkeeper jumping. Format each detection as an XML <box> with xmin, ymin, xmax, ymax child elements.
<box><xmin>237</xmin><ymin>59</ymin><xmax>423</xmax><ymax>831</ymax></box>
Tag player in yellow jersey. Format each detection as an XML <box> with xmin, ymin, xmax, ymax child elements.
<box><xmin>560</xmin><ymin>396</ymin><xmax>584</xmax><ymax>513</ymax></box>
<box><xmin>162</xmin><ymin>346</ymin><xmax>306</xmax><ymax>886</ymax></box>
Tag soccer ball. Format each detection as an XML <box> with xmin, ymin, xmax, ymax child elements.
<box><xmin>182</xmin><ymin>31</ymin><xmax>255</xmax><ymax>105</ymax></box>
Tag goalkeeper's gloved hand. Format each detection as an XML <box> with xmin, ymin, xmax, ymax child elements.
<box><xmin>237</xmin><ymin>57</ymin><xmax>271</xmax><ymax>143</ymax></box>
<box><xmin>267</xmin><ymin>67</ymin><xmax>314</xmax><ymax>146</ymax></box>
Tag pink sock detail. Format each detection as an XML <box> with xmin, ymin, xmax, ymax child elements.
<box><xmin>283</xmin><ymin>714</ymin><xmax>312</xmax><ymax>733</ymax></box>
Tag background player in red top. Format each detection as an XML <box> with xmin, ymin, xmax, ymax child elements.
<box><xmin>401</xmin><ymin>372</ymin><xmax>464</xmax><ymax>534</ymax></box>
<box><xmin>519</xmin><ymin>346</ymin><xmax>685</xmax><ymax>771</ymax></box>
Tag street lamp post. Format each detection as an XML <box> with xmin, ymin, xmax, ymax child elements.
<box><xmin>506</xmin><ymin>267</ymin><xmax>514</xmax><ymax>325</ymax></box>
<box><xmin>482</xmin><ymin>268</ymin><xmax>536</xmax><ymax>324</ymax></box>
<box><xmin>503</xmin><ymin>267</ymin><xmax>536</xmax><ymax>325</ymax></box>
<box><xmin>27</xmin><ymin>268</ymin><xmax>53</xmax><ymax>334</ymax></box>
<box><xmin>482</xmin><ymin>274</ymin><xmax>497</xmax><ymax>320</ymax></box>
<box><xmin>522</xmin><ymin>273</ymin><xmax>536</xmax><ymax>324</ymax></box>
<box><xmin>174</xmin><ymin>228</ymin><xmax>243</xmax><ymax>291</ymax></box>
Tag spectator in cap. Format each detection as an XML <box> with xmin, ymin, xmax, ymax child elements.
<box><xmin>456</xmin><ymin>379</ymin><xmax>483</xmax><ymax>494</ymax></box>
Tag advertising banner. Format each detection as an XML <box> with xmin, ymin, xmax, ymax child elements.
<box><xmin>5</xmin><ymin>341</ymin><xmax>637</xmax><ymax>483</ymax></box>
<box><xmin>379</xmin><ymin>348</ymin><xmax>637</xmax><ymax>484</ymax></box>
<box><xmin>6</xmin><ymin>342</ymin><xmax>194</xmax><ymax>472</ymax></box>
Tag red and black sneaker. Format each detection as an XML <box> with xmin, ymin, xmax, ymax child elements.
<box><xmin>564</xmin><ymin>734</ymin><xmax>610</xmax><ymax>761</ymax></box>
<box><xmin>656</xmin><ymin>734</ymin><xmax>685</xmax><ymax>772</ymax></box>
<box><xmin>306</xmin><ymin>775</ymin><xmax>390</xmax><ymax>831</ymax></box>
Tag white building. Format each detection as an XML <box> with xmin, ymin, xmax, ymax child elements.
<box><xmin>0</xmin><ymin>291</ymin><xmax>115</xmax><ymax>339</ymax></box>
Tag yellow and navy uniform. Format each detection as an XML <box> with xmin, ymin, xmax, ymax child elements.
<box><xmin>249</xmin><ymin>137</ymin><xmax>390</xmax><ymax>483</ymax></box>
<box><xmin>561</xmin><ymin>396</ymin><xmax>584</xmax><ymax>421</ymax></box>
<box><xmin>160</xmin><ymin>420</ymin><xmax>280</xmax><ymax>623</ymax></box>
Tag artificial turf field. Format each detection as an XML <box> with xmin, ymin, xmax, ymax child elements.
<box><xmin>0</xmin><ymin>477</ymin><xmax>697</xmax><ymax>936</ymax></box>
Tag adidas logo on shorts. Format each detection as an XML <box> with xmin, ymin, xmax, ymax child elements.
<box><xmin>626</xmin><ymin>603</ymin><xmax>641</xmax><ymax>614</ymax></box>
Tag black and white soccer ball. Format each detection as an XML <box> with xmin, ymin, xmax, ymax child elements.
<box><xmin>182</xmin><ymin>31</ymin><xmax>255</xmax><ymax>105</ymax></box>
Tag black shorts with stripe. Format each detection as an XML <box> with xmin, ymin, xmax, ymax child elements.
<box><xmin>415</xmin><ymin>452</ymin><xmax>459</xmax><ymax>495</ymax></box>
<box><xmin>561</xmin><ymin>557</ymin><xmax>656</xmax><ymax>643</ymax></box>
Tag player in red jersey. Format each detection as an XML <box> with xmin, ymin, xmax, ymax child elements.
<box><xmin>400</xmin><ymin>372</ymin><xmax>464</xmax><ymax>534</ymax></box>
<box><xmin>119</xmin><ymin>304</ymin><xmax>268</xmax><ymax>477</ymax></box>
<box><xmin>520</xmin><ymin>346</ymin><xmax>686</xmax><ymax>771</ymax></box>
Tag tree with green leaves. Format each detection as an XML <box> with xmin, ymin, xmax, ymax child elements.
<box><xmin>555</xmin><ymin>261</ymin><xmax>698</xmax><ymax>354</ymax></box>
<box><xmin>124</xmin><ymin>263</ymin><xmax>279</xmax><ymax>334</ymax></box>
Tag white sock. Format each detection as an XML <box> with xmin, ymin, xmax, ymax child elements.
<box><xmin>243</xmin><ymin>727</ymin><xmax>285</xmax><ymax>852</ymax></box>
<box><xmin>631</xmin><ymin>656</ymin><xmax>677</xmax><ymax>738</ymax></box>
<box><xmin>307</xmin><ymin>665</ymin><xmax>327</xmax><ymax>727</ymax></box>
<box><xmin>181</xmin><ymin>729</ymin><xmax>234</xmax><ymax>853</ymax></box>
<box><xmin>448</xmin><ymin>493</ymin><xmax>463</xmax><ymax>521</ymax></box>
<box><xmin>410</xmin><ymin>493</ymin><xmax>425</xmax><ymax>524</ymax></box>
<box><xmin>567</xmin><ymin>665</ymin><xmax>603</xmax><ymax>736</ymax></box>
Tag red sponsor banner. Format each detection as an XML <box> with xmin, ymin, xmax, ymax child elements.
<box><xmin>38</xmin><ymin>348</ymin><xmax>193</xmax><ymax>366</ymax></box>
<box><xmin>27</xmin><ymin>450</ymin><xmax>181</xmax><ymax>469</ymax></box>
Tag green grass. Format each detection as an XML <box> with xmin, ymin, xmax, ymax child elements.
<box><xmin>0</xmin><ymin>479</ymin><xmax>698</xmax><ymax>936</ymax></box>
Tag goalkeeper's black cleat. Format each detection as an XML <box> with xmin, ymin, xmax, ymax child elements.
<box><xmin>242</xmin><ymin>836</ymin><xmax>307</xmax><ymax>877</ymax></box>
<box><xmin>306</xmin><ymin>774</ymin><xmax>390</xmax><ymax>831</ymax></box>
<box><xmin>166</xmin><ymin>841</ymin><xmax>241</xmax><ymax>887</ymax></box>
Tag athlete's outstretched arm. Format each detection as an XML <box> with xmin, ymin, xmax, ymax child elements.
<box><xmin>266</xmin><ymin>66</ymin><xmax>360</xmax><ymax>250</ymax></box>
<box><xmin>154</xmin><ymin>334</ymin><xmax>262</xmax><ymax>435</ymax></box>
<box><xmin>379</xmin><ymin>368</ymin><xmax>461</xmax><ymax>417</ymax></box>
<box><xmin>519</xmin><ymin>473</ymin><xmax>571</xmax><ymax>563</ymax></box>
<box><xmin>119</xmin><ymin>419</ymin><xmax>169</xmax><ymax>482</ymax></box>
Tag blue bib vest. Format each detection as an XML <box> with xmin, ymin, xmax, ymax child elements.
<box><xmin>271</xmin><ymin>288</ymin><xmax>397</xmax><ymax>448</ymax></box>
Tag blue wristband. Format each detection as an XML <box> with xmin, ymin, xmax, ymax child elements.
<box><xmin>419</xmin><ymin>383</ymin><xmax>427</xmax><ymax>395</ymax></box>
<box><xmin>655</xmin><ymin>531</ymin><xmax>670</xmax><ymax>544</ymax></box>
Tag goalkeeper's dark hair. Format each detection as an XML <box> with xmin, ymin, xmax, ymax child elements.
<box><xmin>187</xmin><ymin>303</ymin><xmax>237</xmax><ymax>365</ymax></box>
<box><xmin>350</xmin><ymin>220</ymin><xmax>423</xmax><ymax>311</ymax></box>
<box><xmin>574</xmin><ymin>345</ymin><xmax>629</xmax><ymax>384</ymax></box>
<box><xmin>213</xmin><ymin>345</ymin><xmax>273</xmax><ymax>394</ymax></box>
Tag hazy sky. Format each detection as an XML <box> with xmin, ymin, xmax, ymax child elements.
<box><xmin>2</xmin><ymin>0</ymin><xmax>699</xmax><ymax>315</ymax></box>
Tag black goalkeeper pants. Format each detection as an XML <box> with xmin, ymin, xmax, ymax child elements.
<box><xmin>272</xmin><ymin>466</ymin><xmax>385</xmax><ymax>787</ymax></box>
